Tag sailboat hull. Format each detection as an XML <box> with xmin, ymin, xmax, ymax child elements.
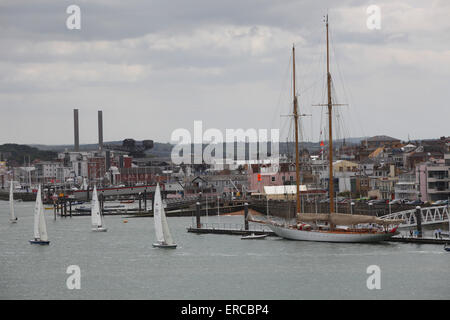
<box><xmin>29</xmin><ymin>240</ymin><xmax>50</xmax><ymax>245</ymax></box>
<box><xmin>268</xmin><ymin>224</ymin><xmax>397</xmax><ymax>243</ymax></box>
<box><xmin>9</xmin><ymin>219</ymin><xmax>18</xmax><ymax>224</ymax></box>
<box><xmin>92</xmin><ymin>227</ymin><xmax>108</xmax><ymax>232</ymax></box>
<box><xmin>152</xmin><ymin>242</ymin><xmax>177</xmax><ymax>249</ymax></box>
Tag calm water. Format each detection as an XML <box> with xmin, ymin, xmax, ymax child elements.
<box><xmin>0</xmin><ymin>201</ymin><xmax>449</xmax><ymax>300</ymax></box>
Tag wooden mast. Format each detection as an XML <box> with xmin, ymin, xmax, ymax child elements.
<box><xmin>293</xmin><ymin>45</ymin><xmax>301</xmax><ymax>216</ymax></box>
<box><xmin>326</xmin><ymin>15</ymin><xmax>334</xmax><ymax>215</ymax></box>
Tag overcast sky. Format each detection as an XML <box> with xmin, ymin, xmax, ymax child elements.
<box><xmin>0</xmin><ymin>0</ymin><xmax>449</xmax><ymax>146</ymax></box>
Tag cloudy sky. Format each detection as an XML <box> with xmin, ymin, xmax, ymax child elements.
<box><xmin>0</xmin><ymin>0</ymin><xmax>449</xmax><ymax>146</ymax></box>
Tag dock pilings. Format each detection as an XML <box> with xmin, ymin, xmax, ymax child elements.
<box><xmin>196</xmin><ymin>202</ymin><xmax>201</xmax><ymax>228</ymax></box>
<box><xmin>415</xmin><ymin>206</ymin><xmax>423</xmax><ymax>238</ymax></box>
<box><xmin>244</xmin><ymin>202</ymin><xmax>249</xmax><ymax>231</ymax></box>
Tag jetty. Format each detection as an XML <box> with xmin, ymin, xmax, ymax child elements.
<box><xmin>185</xmin><ymin>202</ymin><xmax>275</xmax><ymax>236</ymax></box>
<box><xmin>387</xmin><ymin>236</ymin><xmax>449</xmax><ymax>245</ymax></box>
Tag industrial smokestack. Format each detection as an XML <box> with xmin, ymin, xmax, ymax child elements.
<box><xmin>74</xmin><ymin>109</ymin><xmax>79</xmax><ymax>152</ymax></box>
<box><xmin>98</xmin><ymin>110</ymin><xmax>103</xmax><ymax>151</ymax></box>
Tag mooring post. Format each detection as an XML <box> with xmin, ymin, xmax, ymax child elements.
<box><xmin>69</xmin><ymin>199</ymin><xmax>72</xmax><ymax>218</ymax></box>
<box><xmin>196</xmin><ymin>202</ymin><xmax>201</xmax><ymax>229</ymax></box>
<box><xmin>139</xmin><ymin>192</ymin><xmax>142</xmax><ymax>212</ymax></box>
<box><xmin>100</xmin><ymin>193</ymin><xmax>104</xmax><ymax>215</ymax></box>
<box><xmin>151</xmin><ymin>191</ymin><xmax>155</xmax><ymax>213</ymax></box>
<box><xmin>144</xmin><ymin>190</ymin><xmax>147</xmax><ymax>212</ymax></box>
<box><xmin>415</xmin><ymin>206</ymin><xmax>422</xmax><ymax>238</ymax></box>
<box><xmin>53</xmin><ymin>201</ymin><xmax>56</xmax><ymax>220</ymax></box>
<box><xmin>244</xmin><ymin>202</ymin><xmax>249</xmax><ymax>231</ymax></box>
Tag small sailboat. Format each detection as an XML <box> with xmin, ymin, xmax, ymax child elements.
<box><xmin>152</xmin><ymin>183</ymin><xmax>177</xmax><ymax>248</ymax></box>
<box><xmin>29</xmin><ymin>185</ymin><xmax>50</xmax><ymax>245</ymax></box>
<box><xmin>9</xmin><ymin>181</ymin><xmax>18</xmax><ymax>223</ymax></box>
<box><xmin>91</xmin><ymin>186</ymin><xmax>107</xmax><ymax>232</ymax></box>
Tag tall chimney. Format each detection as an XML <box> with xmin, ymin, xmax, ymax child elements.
<box><xmin>74</xmin><ymin>109</ymin><xmax>79</xmax><ymax>152</ymax></box>
<box><xmin>98</xmin><ymin>110</ymin><xmax>103</xmax><ymax>151</ymax></box>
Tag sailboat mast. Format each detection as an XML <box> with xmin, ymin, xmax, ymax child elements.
<box><xmin>326</xmin><ymin>15</ymin><xmax>334</xmax><ymax>214</ymax></box>
<box><xmin>293</xmin><ymin>45</ymin><xmax>301</xmax><ymax>216</ymax></box>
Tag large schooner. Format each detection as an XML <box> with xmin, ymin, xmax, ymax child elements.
<box><xmin>256</xmin><ymin>16</ymin><xmax>404</xmax><ymax>242</ymax></box>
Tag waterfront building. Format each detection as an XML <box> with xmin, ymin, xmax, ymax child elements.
<box><xmin>394</xmin><ymin>173</ymin><xmax>418</xmax><ymax>201</ymax></box>
<box><xmin>416</xmin><ymin>154</ymin><xmax>450</xmax><ymax>202</ymax></box>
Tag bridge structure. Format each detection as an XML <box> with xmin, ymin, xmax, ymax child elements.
<box><xmin>381</xmin><ymin>205</ymin><xmax>450</xmax><ymax>229</ymax></box>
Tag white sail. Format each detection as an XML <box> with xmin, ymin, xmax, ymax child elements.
<box><xmin>153</xmin><ymin>184</ymin><xmax>165</xmax><ymax>243</ymax></box>
<box><xmin>82</xmin><ymin>177</ymin><xmax>88</xmax><ymax>190</ymax></box>
<box><xmin>9</xmin><ymin>182</ymin><xmax>16</xmax><ymax>221</ymax></box>
<box><xmin>38</xmin><ymin>192</ymin><xmax>48</xmax><ymax>241</ymax></box>
<box><xmin>160</xmin><ymin>198</ymin><xmax>175</xmax><ymax>245</ymax></box>
<box><xmin>91</xmin><ymin>186</ymin><xmax>102</xmax><ymax>227</ymax></box>
<box><xmin>33</xmin><ymin>186</ymin><xmax>41</xmax><ymax>239</ymax></box>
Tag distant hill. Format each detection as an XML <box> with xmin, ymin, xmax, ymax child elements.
<box><xmin>28</xmin><ymin>141</ymin><xmax>174</xmax><ymax>158</ymax></box>
<box><xmin>0</xmin><ymin>144</ymin><xmax>57</xmax><ymax>166</ymax></box>
<box><xmin>23</xmin><ymin>137</ymin><xmax>368</xmax><ymax>160</ymax></box>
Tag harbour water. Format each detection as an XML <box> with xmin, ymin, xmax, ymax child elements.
<box><xmin>1</xmin><ymin>201</ymin><xmax>449</xmax><ymax>300</ymax></box>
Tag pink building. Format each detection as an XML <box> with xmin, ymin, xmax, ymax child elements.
<box><xmin>416</xmin><ymin>155</ymin><xmax>450</xmax><ymax>202</ymax></box>
<box><xmin>248</xmin><ymin>163</ymin><xmax>297</xmax><ymax>193</ymax></box>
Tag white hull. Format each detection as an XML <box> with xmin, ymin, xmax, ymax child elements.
<box><xmin>268</xmin><ymin>224</ymin><xmax>396</xmax><ymax>243</ymax></box>
<box><xmin>92</xmin><ymin>227</ymin><xmax>108</xmax><ymax>232</ymax></box>
<box><xmin>241</xmin><ymin>234</ymin><xmax>268</xmax><ymax>240</ymax></box>
<box><xmin>10</xmin><ymin>219</ymin><xmax>18</xmax><ymax>224</ymax></box>
<box><xmin>152</xmin><ymin>242</ymin><xmax>177</xmax><ymax>249</ymax></box>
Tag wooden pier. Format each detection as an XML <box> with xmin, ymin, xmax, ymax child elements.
<box><xmin>387</xmin><ymin>236</ymin><xmax>449</xmax><ymax>245</ymax></box>
<box><xmin>185</xmin><ymin>202</ymin><xmax>275</xmax><ymax>236</ymax></box>
<box><xmin>187</xmin><ymin>226</ymin><xmax>275</xmax><ymax>236</ymax></box>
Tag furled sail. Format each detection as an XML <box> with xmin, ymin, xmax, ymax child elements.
<box><xmin>297</xmin><ymin>213</ymin><xmax>404</xmax><ymax>226</ymax></box>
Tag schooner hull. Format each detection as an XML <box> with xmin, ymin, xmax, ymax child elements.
<box><xmin>268</xmin><ymin>224</ymin><xmax>396</xmax><ymax>243</ymax></box>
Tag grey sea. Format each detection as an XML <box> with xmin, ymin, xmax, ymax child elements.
<box><xmin>1</xmin><ymin>200</ymin><xmax>449</xmax><ymax>300</ymax></box>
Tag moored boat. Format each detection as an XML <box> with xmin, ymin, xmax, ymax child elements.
<box><xmin>259</xmin><ymin>16</ymin><xmax>403</xmax><ymax>243</ymax></box>
<box><xmin>241</xmin><ymin>233</ymin><xmax>268</xmax><ymax>240</ymax></box>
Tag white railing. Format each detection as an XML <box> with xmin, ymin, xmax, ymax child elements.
<box><xmin>380</xmin><ymin>205</ymin><xmax>450</xmax><ymax>228</ymax></box>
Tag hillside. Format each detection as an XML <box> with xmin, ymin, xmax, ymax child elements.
<box><xmin>0</xmin><ymin>144</ymin><xmax>57</xmax><ymax>166</ymax></box>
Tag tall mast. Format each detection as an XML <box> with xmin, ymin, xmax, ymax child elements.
<box><xmin>293</xmin><ymin>45</ymin><xmax>301</xmax><ymax>216</ymax></box>
<box><xmin>326</xmin><ymin>15</ymin><xmax>334</xmax><ymax>214</ymax></box>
